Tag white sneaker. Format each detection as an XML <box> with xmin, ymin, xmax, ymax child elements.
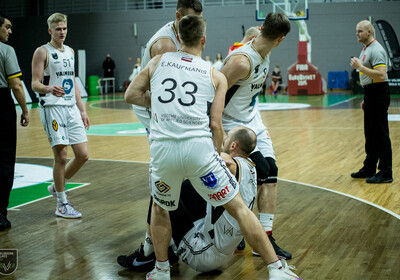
<box><xmin>146</xmin><ymin>265</ymin><xmax>170</xmax><ymax>280</ymax></box>
<box><xmin>55</xmin><ymin>202</ymin><xmax>82</xmax><ymax>219</ymax></box>
<box><xmin>48</xmin><ymin>183</ymin><xmax>57</xmax><ymax>198</ymax></box>
<box><xmin>268</xmin><ymin>259</ymin><xmax>302</xmax><ymax>280</ymax></box>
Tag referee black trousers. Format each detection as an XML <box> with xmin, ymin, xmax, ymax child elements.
<box><xmin>0</xmin><ymin>88</ymin><xmax>17</xmax><ymax>217</ymax></box>
<box><xmin>363</xmin><ymin>82</ymin><xmax>392</xmax><ymax>174</ymax></box>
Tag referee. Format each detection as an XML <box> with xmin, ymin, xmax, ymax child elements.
<box><xmin>350</xmin><ymin>20</ymin><xmax>393</xmax><ymax>184</ymax></box>
<box><xmin>0</xmin><ymin>13</ymin><xmax>29</xmax><ymax>230</ymax></box>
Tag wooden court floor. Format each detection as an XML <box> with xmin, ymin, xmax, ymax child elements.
<box><xmin>2</xmin><ymin>92</ymin><xmax>400</xmax><ymax>279</ymax></box>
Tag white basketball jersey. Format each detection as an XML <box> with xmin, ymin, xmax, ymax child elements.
<box><xmin>149</xmin><ymin>51</ymin><xmax>215</xmax><ymax>141</ymax></box>
<box><xmin>134</xmin><ymin>21</ymin><xmax>181</xmax><ymax>115</ymax></box>
<box><xmin>39</xmin><ymin>43</ymin><xmax>76</xmax><ymax>106</ymax></box>
<box><xmin>223</xmin><ymin>40</ymin><xmax>270</xmax><ymax>122</ymax></box>
<box><xmin>202</xmin><ymin>156</ymin><xmax>257</xmax><ymax>255</ymax></box>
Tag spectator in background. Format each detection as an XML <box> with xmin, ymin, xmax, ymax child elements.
<box><xmin>103</xmin><ymin>53</ymin><xmax>115</xmax><ymax>77</ymax></box>
<box><xmin>212</xmin><ymin>52</ymin><xmax>224</xmax><ymax>70</ymax></box>
<box><xmin>270</xmin><ymin>65</ymin><xmax>282</xmax><ymax>95</ymax></box>
<box><xmin>204</xmin><ymin>55</ymin><xmax>213</xmax><ymax>67</ymax></box>
<box><xmin>129</xmin><ymin>57</ymin><xmax>142</xmax><ymax>81</ymax></box>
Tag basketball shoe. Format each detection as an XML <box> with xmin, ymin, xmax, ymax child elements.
<box><xmin>253</xmin><ymin>235</ymin><xmax>292</xmax><ymax>259</ymax></box>
<box><xmin>268</xmin><ymin>259</ymin><xmax>302</xmax><ymax>280</ymax></box>
<box><xmin>56</xmin><ymin>202</ymin><xmax>82</xmax><ymax>218</ymax></box>
<box><xmin>118</xmin><ymin>244</ymin><xmax>179</xmax><ymax>271</ymax></box>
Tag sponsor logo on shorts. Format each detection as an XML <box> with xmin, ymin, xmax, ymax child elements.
<box><xmin>200</xmin><ymin>172</ymin><xmax>218</xmax><ymax>189</ymax></box>
<box><xmin>52</xmin><ymin>120</ymin><xmax>58</xmax><ymax>131</ymax></box>
<box><xmin>52</xmin><ymin>53</ymin><xmax>58</xmax><ymax>60</ymax></box>
<box><xmin>153</xmin><ymin>194</ymin><xmax>175</xmax><ymax>207</ymax></box>
<box><xmin>208</xmin><ymin>186</ymin><xmax>230</xmax><ymax>201</ymax></box>
<box><xmin>224</xmin><ymin>225</ymin><xmax>234</xmax><ymax>236</ymax></box>
<box><xmin>155</xmin><ymin>181</ymin><xmax>171</xmax><ymax>193</ymax></box>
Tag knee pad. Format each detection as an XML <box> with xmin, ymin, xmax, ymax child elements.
<box><xmin>249</xmin><ymin>152</ymin><xmax>278</xmax><ymax>184</ymax></box>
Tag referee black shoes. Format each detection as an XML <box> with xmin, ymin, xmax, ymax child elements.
<box><xmin>366</xmin><ymin>171</ymin><xmax>393</xmax><ymax>184</ymax></box>
<box><xmin>351</xmin><ymin>168</ymin><xmax>375</xmax><ymax>179</ymax></box>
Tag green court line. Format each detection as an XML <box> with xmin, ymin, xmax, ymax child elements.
<box><xmin>8</xmin><ymin>183</ymin><xmax>84</xmax><ymax>208</ymax></box>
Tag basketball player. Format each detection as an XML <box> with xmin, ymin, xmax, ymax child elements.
<box><xmin>227</xmin><ymin>26</ymin><xmax>260</xmax><ymax>55</ymax></box>
<box><xmin>125</xmin><ymin>0</ymin><xmax>203</xmax><ymax>262</ymax></box>
<box><xmin>133</xmin><ymin>0</ymin><xmax>203</xmax><ymax>135</ymax></box>
<box><xmin>118</xmin><ymin>126</ymin><xmax>299</xmax><ymax>278</ymax></box>
<box><xmin>125</xmin><ymin>14</ymin><xmax>301</xmax><ymax>280</ymax></box>
<box><xmin>31</xmin><ymin>12</ymin><xmax>89</xmax><ymax>219</ymax></box>
<box><xmin>220</xmin><ymin>13</ymin><xmax>292</xmax><ymax>259</ymax></box>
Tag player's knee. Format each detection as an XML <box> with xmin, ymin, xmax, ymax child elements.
<box><xmin>249</xmin><ymin>152</ymin><xmax>278</xmax><ymax>184</ymax></box>
<box><xmin>77</xmin><ymin>152</ymin><xmax>89</xmax><ymax>163</ymax></box>
<box><xmin>250</xmin><ymin>152</ymin><xmax>269</xmax><ymax>184</ymax></box>
<box><xmin>265</xmin><ymin>157</ymin><xmax>278</xmax><ymax>184</ymax></box>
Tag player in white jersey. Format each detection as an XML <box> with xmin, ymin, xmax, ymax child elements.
<box><xmin>124</xmin><ymin>0</ymin><xmax>203</xmax><ymax>265</ymax></box>
<box><xmin>31</xmin><ymin>13</ymin><xmax>89</xmax><ymax>219</ymax></box>
<box><xmin>133</xmin><ymin>0</ymin><xmax>203</xmax><ymax>135</ymax></box>
<box><xmin>220</xmin><ymin>13</ymin><xmax>292</xmax><ymax>259</ymax></box>
<box><xmin>125</xmin><ymin>14</ymin><xmax>301</xmax><ymax>280</ymax></box>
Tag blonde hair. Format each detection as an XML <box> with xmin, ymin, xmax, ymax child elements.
<box><xmin>47</xmin><ymin>12</ymin><xmax>67</xmax><ymax>29</ymax></box>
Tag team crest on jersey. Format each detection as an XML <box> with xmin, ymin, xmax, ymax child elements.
<box><xmin>153</xmin><ymin>113</ymin><xmax>158</xmax><ymax>123</ymax></box>
<box><xmin>52</xmin><ymin>53</ymin><xmax>58</xmax><ymax>60</ymax></box>
<box><xmin>52</xmin><ymin>120</ymin><xmax>58</xmax><ymax>131</ymax></box>
<box><xmin>200</xmin><ymin>172</ymin><xmax>218</xmax><ymax>189</ymax></box>
<box><xmin>362</xmin><ymin>54</ymin><xmax>366</xmax><ymax>62</ymax></box>
<box><xmin>155</xmin><ymin>181</ymin><xmax>171</xmax><ymax>193</ymax></box>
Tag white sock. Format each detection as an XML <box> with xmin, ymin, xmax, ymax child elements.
<box><xmin>155</xmin><ymin>260</ymin><xmax>170</xmax><ymax>270</ymax></box>
<box><xmin>143</xmin><ymin>232</ymin><xmax>154</xmax><ymax>257</ymax></box>
<box><xmin>267</xmin><ymin>259</ymin><xmax>282</xmax><ymax>269</ymax></box>
<box><xmin>56</xmin><ymin>191</ymin><xmax>68</xmax><ymax>204</ymax></box>
<box><xmin>259</xmin><ymin>213</ymin><xmax>274</xmax><ymax>233</ymax></box>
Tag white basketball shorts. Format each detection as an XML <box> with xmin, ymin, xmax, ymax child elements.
<box><xmin>40</xmin><ymin>105</ymin><xmax>87</xmax><ymax>147</ymax></box>
<box><xmin>149</xmin><ymin>137</ymin><xmax>239</xmax><ymax>211</ymax></box>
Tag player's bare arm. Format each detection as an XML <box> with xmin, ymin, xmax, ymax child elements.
<box><xmin>220</xmin><ymin>54</ymin><xmax>251</xmax><ymax>89</ymax></box>
<box><xmin>9</xmin><ymin>77</ymin><xmax>29</xmax><ymax>126</ymax></box>
<box><xmin>31</xmin><ymin>46</ymin><xmax>65</xmax><ymax>97</ymax></box>
<box><xmin>350</xmin><ymin>57</ymin><xmax>387</xmax><ymax>82</ymax></box>
<box><xmin>209</xmin><ymin>69</ymin><xmax>228</xmax><ymax>154</ymax></box>
<box><xmin>125</xmin><ymin>55</ymin><xmax>162</xmax><ymax>107</ymax></box>
<box><xmin>221</xmin><ymin>152</ymin><xmax>237</xmax><ymax>176</ymax></box>
<box><xmin>150</xmin><ymin>38</ymin><xmax>178</xmax><ymax>58</ymax></box>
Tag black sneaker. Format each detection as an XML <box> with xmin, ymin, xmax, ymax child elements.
<box><xmin>117</xmin><ymin>244</ymin><xmax>179</xmax><ymax>271</ymax></box>
<box><xmin>236</xmin><ymin>238</ymin><xmax>246</xmax><ymax>251</ymax></box>
<box><xmin>252</xmin><ymin>235</ymin><xmax>292</xmax><ymax>260</ymax></box>
<box><xmin>268</xmin><ymin>235</ymin><xmax>292</xmax><ymax>260</ymax></box>
<box><xmin>351</xmin><ymin>169</ymin><xmax>375</xmax><ymax>178</ymax></box>
<box><xmin>366</xmin><ymin>171</ymin><xmax>393</xmax><ymax>184</ymax></box>
<box><xmin>117</xmin><ymin>243</ymin><xmax>155</xmax><ymax>271</ymax></box>
<box><xmin>0</xmin><ymin>213</ymin><xmax>11</xmax><ymax>231</ymax></box>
